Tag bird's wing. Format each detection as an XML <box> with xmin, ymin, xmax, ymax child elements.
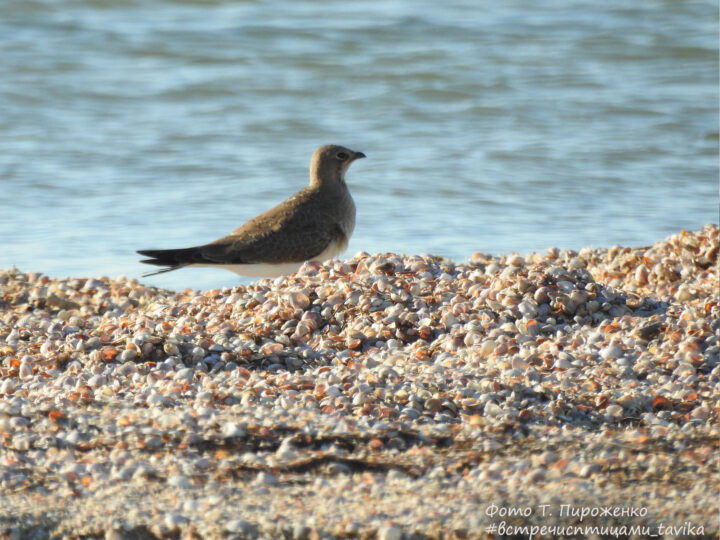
<box><xmin>197</xmin><ymin>188</ymin><xmax>346</xmax><ymax>264</ymax></box>
<box><xmin>201</xmin><ymin>219</ymin><xmax>346</xmax><ymax>264</ymax></box>
<box><xmin>136</xmin><ymin>220</ymin><xmax>344</xmax><ymax>274</ymax></box>
<box><xmin>137</xmin><ymin>187</ymin><xmax>348</xmax><ymax>271</ymax></box>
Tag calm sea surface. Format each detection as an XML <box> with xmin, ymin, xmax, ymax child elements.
<box><xmin>1</xmin><ymin>0</ymin><xmax>717</xmax><ymax>291</ymax></box>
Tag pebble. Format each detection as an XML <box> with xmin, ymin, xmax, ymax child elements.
<box><xmin>0</xmin><ymin>225</ymin><xmax>717</xmax><ymax>537</ymax></box>
<box><xmin>167</xmin><ymin>475</ymin><xmax>192</xmax><ymax>489</ymax></box>
<box><xmin>378</xmin><ymin>525</ymin><xmax>403</xmax><ymax>540</ymax></box>
<box><xmin>225</xmin><ymin>519</ymin><xmax>253</xmax><ymax>534</ymax></box>
<box><xmin>163</xmin><ymin>513</ymin><xmax>187</xmax><ymax>529</ymax></box>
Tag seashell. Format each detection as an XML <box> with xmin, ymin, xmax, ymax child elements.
<box><xmin>605</xmin><ymin>404</ymin><xmax>623</xmax><ymax>417</ymax></box>
<box><xmin>19</xmin><ymin>361</ymin><xmax>33</xmax><ymax>380</ymax></box>
<box><xmin>287</xmin><ymin>291</ymin><xmax>310</xmax><ymax>310</ymax></box>
<box><xmin>517</xmin><ymin>300</ymin><xmax>538</xmax><ymax>319</ymax></box>
<box><xmin>507</xmin><ymin>254</ymin><xmax>524</xmax><ymax>267</ymax></box>
<box><xmin>533</xmin><ymin>287</ymin><xmax>550</xmax><ymax>304</ymax></box>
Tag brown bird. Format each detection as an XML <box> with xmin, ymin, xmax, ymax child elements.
<box><xmin>137</xmin><ymin>144</ymin><xmax>365</xmax><ymax>277</ymax></box>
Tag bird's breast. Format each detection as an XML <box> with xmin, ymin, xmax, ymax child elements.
<box><xmin>339</xmin><ymin>192</ymin><xmax>356</xmax><ymax>238</ymax></box>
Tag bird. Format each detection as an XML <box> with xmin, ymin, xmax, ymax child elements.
<box><xmin>137</xmin><ymin>144</ymin><xmax>365</xmax><ymax>278</ymax></box>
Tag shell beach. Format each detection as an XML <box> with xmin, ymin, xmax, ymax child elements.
<box><xmin>0</xmin><ymin>225</ymin><xmax>717</xmax><ymax>539</ymax></box>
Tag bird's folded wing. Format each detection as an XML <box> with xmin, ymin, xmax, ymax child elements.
<box><xmin>201</xmin><ymin>222</ymin><xmax>347</xmax><ymax>264</ymax></box>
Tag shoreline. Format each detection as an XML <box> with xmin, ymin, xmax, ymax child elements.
<box><xmin>0</xmin><ymin>225</ymin><xmax>718</xmax><ymax>538</ymax></box>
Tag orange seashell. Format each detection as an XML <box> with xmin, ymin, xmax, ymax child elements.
<box><xmin>379</xmin><ymin>407</ymin><xmax>395</xmax><ymax>418</ymax></box>
<box><xmin>418</xmin><ymin>326</ymin><xmax>433</xmax><ymax>340</ymax></box>
<box><xmin>101</xmin><ymin>348</ymin><xmax>119</xmax><ymax>362</ymax></box>
<box><xmin>215</xmin><ymin>450</ymin><xmax>230</xmax><ymax>459</ymax></box>
<box><xmin>236</xmin><ymin>367</ymin><xmax>251</xmax><ymax>378</ymax></box>
<box><xmin>652</xmin><ymin>395</ymin><xmax>673</xmax><ymax>410</ymax></box>
<box><xmin>368</xmin><ymin>438</ymin><xmax>383</xmax><ymax>451</ymax></box>
<box><xmin>357</xmin><ymin>405</ymin><xmax>371</xmax><ymax>416</ymax></box>
<box><xmin>48</xmin><ymin>410</ymin><xmax>65</xmax><ymax>422</ymax></box>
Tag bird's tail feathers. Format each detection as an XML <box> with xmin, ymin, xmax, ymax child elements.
<box><xmin>137</xmin><ymin>248</ymin><xmax>199</xmax><ymax>277</ymax></box>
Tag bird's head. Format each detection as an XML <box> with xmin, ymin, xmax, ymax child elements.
<box><xmin>310</xmin><ymin>144</ymin><xmax>366</xmax><ymax>188</ymax></box>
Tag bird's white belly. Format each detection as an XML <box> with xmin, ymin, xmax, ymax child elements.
<box><xmin>206</xmin><ymin>262</ymin><xmax>305</xmax><ymax>277</ymax></box>
<box><xmin>190</xmin><ymin>239</ymin><xmax>348</xmax><ymax>278</ymax></box>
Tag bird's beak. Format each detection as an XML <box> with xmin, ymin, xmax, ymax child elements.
<box><xmin>354</xmin><ymin>151</ymin><xmax>366</xmax><ymax>160</ymax></box>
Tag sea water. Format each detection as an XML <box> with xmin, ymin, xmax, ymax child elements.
<box><xmin>1</xmin><ymin>0</ymin><xmax>716</xmax><ymax>291</ymax></box>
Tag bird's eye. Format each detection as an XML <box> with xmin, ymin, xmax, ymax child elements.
<box><xmin>336</xmin><ymin>151</ymin><xmax>349</xmax><ymax>161</ymax></box>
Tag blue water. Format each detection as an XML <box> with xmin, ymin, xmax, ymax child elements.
<box><xmin>1</xmin><ymin>0</ymin><xmax>717</xmax><ymax>291</ymax></box>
